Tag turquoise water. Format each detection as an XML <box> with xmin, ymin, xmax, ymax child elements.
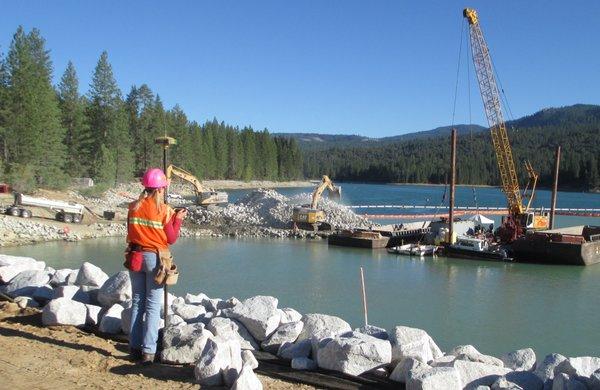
<box><xmin>2</xmin><ymin>184</ymin><xmax>599</xmax><ymax>358</ymax></box>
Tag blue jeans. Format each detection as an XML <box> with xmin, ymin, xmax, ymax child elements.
<box><xmin>129</xmin><ymin>251</ymin><xmax>163</xmax><ymax>354</ymax></box>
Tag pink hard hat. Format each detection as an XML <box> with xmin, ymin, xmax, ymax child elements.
<box><xmin>142</xmin><ymin>168</ymin><xmax>168</xmax><ymax>189</ymax></box>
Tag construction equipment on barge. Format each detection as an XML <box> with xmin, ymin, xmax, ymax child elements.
<box><xmin>464</xmin><ymin>8</ymin><xmax>549</xmax><ymax>242</ymax></box>
<box><xmin>6</xmin><ymin>193</ymin><xmax>84</xmax><ymax>223</ymax></box>
<box><xmin>292</xmin><ymin>175</ymin><xmax>341</xmax><ymax>230</ymax></box>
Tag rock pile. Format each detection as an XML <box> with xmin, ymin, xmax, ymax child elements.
<box><xmin>4</xmin><ymin>254</ymin><xmax>600</xmax><ymax>389</ymax></box>
<box><xmin>187</xmin><ymin>189</ymin><xmax>375</xmax><ymax>238</ymax></box>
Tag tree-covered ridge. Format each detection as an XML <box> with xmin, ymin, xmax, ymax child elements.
<box><xmin>302</xmin><ymin>120</ymin><xmax>600</xmax><ymax>191</ymax></box>
<box><xmin>0</xmin><ymin>27</ymin><xmax>303</xmax><ymax>191</ymax></box>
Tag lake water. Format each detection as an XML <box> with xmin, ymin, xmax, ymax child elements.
<box><xmin>2</xmin><ymin>184</ymin><xmax>600</xmax><ymax>358</ymax></box>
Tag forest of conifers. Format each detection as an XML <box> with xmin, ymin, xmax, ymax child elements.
<box><xmin>0</xmin><ymin>27</ymin><xmax>303</xmax><ymax>191</ymax></box>
<box><xmin>299</xmin><ymin>106</ymin><xmax>600</xmax><ymax>191</ymax></box>
<box><xmin>1</xmin><ymin>26</ymin><xmax>598</xmax><ymax>192</ymax></box>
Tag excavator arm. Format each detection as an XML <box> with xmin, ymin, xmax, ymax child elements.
<box><xmin>166</xmin><ymin>165</ymin><xmax>207</xmax><ymax>194</ymax></box>
<box><xmin>311</xmin><ymin>175</ymin><xmax>341</xmax><ymax>209</ymax></box>
<box><xmin>166</xmin><ymin>165</ymin><xmax>229</xmax><ymax>206</ymax></box>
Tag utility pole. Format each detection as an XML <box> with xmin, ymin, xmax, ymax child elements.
<box><xmin>448</xmin><ymin>128</ymin><xmax>457</xmax><ymax>243</ymax></box>
<box><xmin>155</xmin><ymin>135</ymin><xmax>177</xmax><ymax>328</ymax></box>
<box><xmin>550</xmin><ymin>145</ymin><xmax>561</xmax><ymax>229</ymax></box>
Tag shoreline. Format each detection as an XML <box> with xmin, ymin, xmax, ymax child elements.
<box><xmin>2</xmin><ymin>255</ymin><xmax>598</xmax><ymax>388</ymax></box>
<box><xmin>204</xmin><ymin>179</ymin><xmax>314</xmax><ymax>190</ymax></box>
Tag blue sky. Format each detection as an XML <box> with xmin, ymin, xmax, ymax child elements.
<box><xmin>1</xmin><ymin>1</ymin><xmax>599</xmax><ymax>137</ymax></box>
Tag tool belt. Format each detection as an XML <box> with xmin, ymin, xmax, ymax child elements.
<box><xmin>154</xmin><ymin>248</ymin><xmax>179</xmax><ymax>286</ymax></box>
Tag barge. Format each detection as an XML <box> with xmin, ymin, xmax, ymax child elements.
<box><xmin>328</xmin><ymin>230</ymin><xmax>389</xmax><ymax>249</ymax></box>
<box><xmin>511</xmin><ymin>225</ymin><xmax>600</xmax><ymax>266</ymax></box>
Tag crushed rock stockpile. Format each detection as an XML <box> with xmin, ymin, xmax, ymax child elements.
<box><xmin>187</xmin><ymin>189</ymin><xmax>376</xmax><ymax>237</ymax></box>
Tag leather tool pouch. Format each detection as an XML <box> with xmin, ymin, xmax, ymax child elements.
<box><xmin>154</xmin><ymin>249</ymin><xmax>179</xmax><ymax>285</ymax></box>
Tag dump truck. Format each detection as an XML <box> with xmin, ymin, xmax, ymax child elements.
<box><xmin>6</xmin><ymin>193</ymin><xmax>85</xmax><ymax>223</ymax></box>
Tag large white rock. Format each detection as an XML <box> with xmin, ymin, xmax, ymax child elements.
<box><xmin>389</xmin><ymin>326</ymin><xmax>443</xmax><ymax>364</ymax></box>
<box><xmin>316</xmin><ymin>331</ymin><xmax>392</xmax><ymax>376</ymax></box>
<box><xmin>241</xmin><ymin>350</ymin><xmax>259</xmax><ymax>370</ymax></box>
<box><xmin>121</xmin><ymin>307</ymin><xmax>132</xmax><ymax>334</ymax></box>
<box><xmin>53</xmin><ymin>285</ymin><xmax>90</xmax><ymax>304</ymax></box>
<box><xmin>279</xmin><ymin>308</ymin><xmax>302</xmax><ymax>324</ymax></box>
<box><xmin>450</xmin><ymin>345</ymin><xmax>504</xmax><ymax>367</ymax></box>
<box><xmin>97</xmin><ymin>271</ymin><xmax>131</xmax><ymax>307</ymax></box>
<box><xmin>98</xmin><ymin>304</ymin><xmax>124</xmax><ymax>334</ymax></box>
<box><xmin>185</xmin><ymin>292</ymin><xmax>209</xmax><ymax>305</ymax></box>
<box><xmin>49</xmin><ymin>268</ymin><xmax>76</xmax><ymax>287</ymax></box>
<box><xmin>42</xmin><ymin>297</ymin><xmax>87</xmax><ymax>326</ymax></box>
<box><xmin>406</xmin><ymin>366</ymin><xmax>462</xmax><ymax>390</ymax></box>
<box><xmin>75</xmin><ymin>262</ymin><xmax>108</xmax><ymax>288</ymax></box>
<box><xmin>85</xmin><ymin>304</ymin><xmax>102</xmax><ymax>326</ymax></box>
<box><xmin>390</xmin><ymin>357</ymin><xmax>432</xmax><ymax>383</ymax></box>
<box><xmin>554</xmin><ymin>357</ymin><xmax>600</xmax><ymax>378</ymax></box>
<box><xmin>0</xmin><ymin>259</ymin><xmax>46</xmax><ymax>284</ymax></box>
<box><xmin>161</xmin><ymin>323</ymin><xmax>214</xmax><ymax>364</ymax></box>
<box><xmin>450</xmin><ymin>360</ymin><xmax>512</xmax><ymax>389</ymax></box>
<box><xmin>534</xmin><ymin>353</ymin><xmax>567</xmax><ymax>385</ymax></box>
<box><xmin>492</xmin><ymin>371</ymin><xmax>543</xmax><ymax>390</ymax></box>
<box><xmin>261</xmin><ymin>321</ymin><xmax>303</xmax><ymax>354</ymax></box>
<box><xmin>226</xmin><ymin>295</ymin><xmax>281</xmax><ymax>341</ymax></box>
<box><xmin>2</xmin><ymin>270</ymin><xmax>51</xmax><ymax>297</ymax></box>
<box><xmin>165</xmin><ymin>314</ymin><xmax>185</xmax><ymax>327</ymax></box>
<box><xmin>501</xmin><ymin>348</ymin><xmax>536</xmax><ymax>371</ymax></box>
<box><xmin>231</xmin><ymin>364</ymin><xmax>263</xmax><ymax>390</ymax></box>
<box><xmin>552</xmin><ymin>373</ymin><xmax>586</xmax><ymax>390</ymax></box>
<box><xmin>0</xmin><ymin>254</ymin><xmax>39</xmax><ymax>267</ymax></box>
<box><xmin>206</xmin><ymin>317</ymin><xmax>259</xmax><ymax>350</ymax></box>
<box><xmin>296</xmin><ymin>313</ymin><xmax>352</xmax><ymax>359</ymax></box>
<box><xmin>173</xmin><ymin>302</ymin><xmax>206</xmax><ymax>322</ymax></box>
<box><xmin>194</xmin><ymin>337</ymin><xmax>243</xmax><ymax>387</ymax></box>
<box><xmin>355</xmin><ymin>324</ymin><xmax>389</xmax><ymax>340</ymax></box>
<box><xmin>278</xmin><ymin>339</ymin><xmax>312</xmax><ymax>361</ymax></box>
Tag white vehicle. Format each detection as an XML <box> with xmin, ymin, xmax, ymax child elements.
<box><xmin>7</xmin><ymin>193</ymin><xmax>85</xmax><ymax>223</ymax></box>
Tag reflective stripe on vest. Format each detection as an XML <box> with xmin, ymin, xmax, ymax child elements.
<box><xmin>129</xmin><ymin>216</ymin><xmax>163</xmax><ymax>229</ymax></box>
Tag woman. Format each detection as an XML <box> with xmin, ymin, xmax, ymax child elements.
<box><xmin>126</xmin><ymin>167</ymin><xmax>187</xmax><ymax>363</ymax></box>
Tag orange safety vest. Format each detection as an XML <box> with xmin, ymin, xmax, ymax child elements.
<box><xmin>127</xmin><ymin>197</ymin><xmax>174</xmax><ymax>251</ymax></box>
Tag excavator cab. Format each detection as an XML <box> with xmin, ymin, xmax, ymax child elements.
<box><xmin>292</xmin><ymin>175</ymin><xmax>341</xmax><ymax>231</ymax></box>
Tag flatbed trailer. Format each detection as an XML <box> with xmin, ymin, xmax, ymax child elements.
<box><xmin>6</xmin><ymin>193</ymin><xmax>85</xmax><ymax>223</ymax></box>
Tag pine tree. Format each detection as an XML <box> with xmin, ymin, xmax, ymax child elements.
<box><xmin>5</xmin><ymin>27</ymin><xmax>66</xmax><ymax>188</ymax></box>
<box><xmin>87</xmin><ymin>51</ymin><xmax>133</xmax><ymax>182</ymax></box>
<box><xmin>58</xmin><ymin>61</ymin><xmax>91</xmax><ymax>177</ymax></box>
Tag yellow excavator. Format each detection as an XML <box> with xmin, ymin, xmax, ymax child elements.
<box><xmin>292</xmin><ymin>175</ymin><xmax>341</xmax><ymax>230</ymax></box>
<box><xmin>464</xmin><ymin>8</ymin><xmax>549</xmax><ymax>242</ymax></box>
<box><xmin>166</xmin><ymin>165</ymin><xmax>228</xmax><ymax>206</ymax></box>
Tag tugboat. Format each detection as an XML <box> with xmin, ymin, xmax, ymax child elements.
<box><xmin>443</xmin><ymin>236</ymin><xmax>512</xmax><ymax>262</ymax></box>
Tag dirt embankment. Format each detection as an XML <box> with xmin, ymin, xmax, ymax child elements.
<box><xmin>0</xmin><ymin>302</ymin><xmax>312</xmax><ymax>389</ymax></box>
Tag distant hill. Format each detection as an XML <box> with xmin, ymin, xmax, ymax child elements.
<box><xmin>275</xmin><ymin>124</ymin><xmax>486</xmax><ymax>151</ymax></box>
<box><xmin>297</xmin><ymin>104</ymin><xmax>600</xmax><ymax>191</ymax></box>
<box><xmin>276</xmin><ymin>104</ymin><xmax>600</xmax><ymax>152</ymax></box>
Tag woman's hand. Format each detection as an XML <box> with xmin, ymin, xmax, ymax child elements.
<box><xmin>175</xmin><ymin>208</ymin><xmax>188</xmax><ymax>220</ymax></box>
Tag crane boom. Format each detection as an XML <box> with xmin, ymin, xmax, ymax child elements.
<box><xmin>463</xmin><ymin>8</ymin><xmax>548</xmax><ymax>241</ymax></box>
<box><xmin>464</xmin><ymin>8</ymin><xmax>523</xmax><ymax>215</ymax></box>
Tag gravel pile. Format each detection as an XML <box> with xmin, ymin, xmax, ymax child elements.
<box><xmin>187</xmin><ymin>189</ymin><xmax>375</xmax><ymax>237</ymax></box>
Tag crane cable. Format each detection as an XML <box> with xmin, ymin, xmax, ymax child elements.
<box><xmin>466</xmin><ymin>26</ymin><xmax>480</xmax><ymax>213</ymax></box>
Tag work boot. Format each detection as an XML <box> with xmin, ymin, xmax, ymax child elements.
<box><xmin>141</xmin><ymin>353</ymin><xmax>155</xmax><ymax>365</ymax></box>
<box><xmin>129</xmin><ymin>348</ymin><xmax>143</xmax><ymax>361</ymax></box>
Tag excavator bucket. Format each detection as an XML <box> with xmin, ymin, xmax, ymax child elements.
<box><xmin>328</xmin><ymin>186</ymin><xmax>342</xmax><ymax>201</ymax></box>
